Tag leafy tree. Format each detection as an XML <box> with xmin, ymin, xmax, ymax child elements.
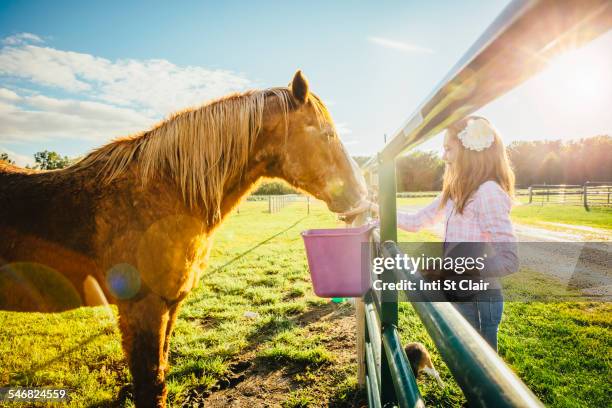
<box><xmin>508</xmin><ymin>135</ymin><xmax>611</xmax><ymax>186</ymax></box>
<box><xmin>252</xmin><ymin>180</ymin><xmax>298</xmax><ymax>195</ymax></box>
<box><xmin>396</xmin><ymin>151</ymin><xmax>445</xmax><ymax>192</ymax></box>
<box><xmin>0</xmin><ymin>152</ymin><xmax>15</xmax><ymax>164</ymax></box>
<box><xmin>32</xmin><ymin>150</ymin><xmax>71</xmax><ymax>170</ymax></box>
<box><xmin>538</xmin><ymin>151</ymin><xmax>562</xmax><ymax>184</ymax></box>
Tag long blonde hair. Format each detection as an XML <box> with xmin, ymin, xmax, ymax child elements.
<box><xmin>441</xmin><ymin>116</ymin><xmax>515</xmax><ymax>213</ymax></box>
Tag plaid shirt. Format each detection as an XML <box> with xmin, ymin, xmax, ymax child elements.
<box><xmin>398</xmin><ymin>181</ymin><xmax>517</xmax><ymax>243</ymax></box>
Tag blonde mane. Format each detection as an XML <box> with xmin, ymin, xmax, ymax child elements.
<box><xmin>74</xmin><ymin>87</ymin><xmax>330</xmax><ymax>222</ymax></box>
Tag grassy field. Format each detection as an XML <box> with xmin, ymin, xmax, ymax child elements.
<box><xmin>0</xmin><ymin>200</ymin><xmax>610</xmax><ymax>407</ymax></box>
<box><xmin>510</xmin><ymin>203</ymin><xmax>612</xmax><ymax>231</ymax></box>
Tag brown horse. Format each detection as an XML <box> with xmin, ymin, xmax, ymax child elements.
<box><xmin>0</xmin><ymin>71</ymin><xmax>367</xmax><ymax>407</ymax></box>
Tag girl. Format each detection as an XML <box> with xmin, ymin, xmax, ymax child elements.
<box><xmin>348</xmin><ymin>116</ymin><xmax>518</xmax><ymax>351</ymax></box>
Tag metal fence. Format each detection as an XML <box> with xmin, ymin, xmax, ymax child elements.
<box><xmin>584</xmin><ymin>181</ymin><xmax>612</xmax><ymax>211</ymax></box>
<box><xmin>527</xmin><ymin>184</ymin><xmax>583</xmax><ymax>205</ymax></box>
<box><xmin>354</xmin><ymin>0</ymin><xmax>611</xmax><ymax>406</ymax></box>
<box><xmin>267</xmin><ymin>194</ymin><xmax>309</xmax><ymax>214</ymax></box>
<box><xmin>527</xmin><ymin>183</ymin><xmax>612</xmax><ymax>210</ymax></box>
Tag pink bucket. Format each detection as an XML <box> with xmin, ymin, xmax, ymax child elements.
<box><xmin>301</xmin><ymin>222</ymin><xmax>376</xmax><ymax>298</ymax></box>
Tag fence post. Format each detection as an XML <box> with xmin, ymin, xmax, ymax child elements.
<box><xmin>583</xmin><ymin>183</ymin><xmax>589</xmax><ymax>211</ymax></box>
<box><xmin>528</xmin><ymin>186</ymin><xmax>532</xmax><ymax>204</ymax></box>
<box><xmin>562</xmin><ymin>186</ymin><xmax>566</xmax><ymax>203</ymax></box>
<box><xmin>307</xmin><ymin>196</ymin><xmax>310</xmax><ymax>215</ymax></box>
<box><xmin>355</xmin><ymin>292</ymin><xmax>367</xmax><ymax>387</ymax></box>
<box><xmin>378</xmin><ymin>157</ymin><xmax>398</xmax><ymax>405</ymax></box>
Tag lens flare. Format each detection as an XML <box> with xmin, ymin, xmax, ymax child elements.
<box><xmin>105</xmin><ymin>263</ymin><xmax>141</xmax><ymax>300</ymax></box>
<box><xmin>0</xmin><ymin>262</ymin><xmax>82</xmax><ymax>311</ymax></box>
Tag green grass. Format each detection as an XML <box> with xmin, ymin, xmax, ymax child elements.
<box><xmin>0</xmin><ymin>308</ymin><xmax>128</xmax><ymax>406</ymax></box>
<box><xmin>0</xmin><ymin>201</ymin><xmax>362</xmax><ymax>407</ymax></box>
<box><xmin>0</xmin><ymin>200</ymin><xmax>610</xmax><ymax>407</ymax></box>
<box><xmin>397</xmin><ymin>299</ymin><xmax>612</xmax><ymax>408</ymax></box>
<box><xmin>510</xmin><ymin>203</ymin><xmax>612</xmax><ymax>231</ymax></box>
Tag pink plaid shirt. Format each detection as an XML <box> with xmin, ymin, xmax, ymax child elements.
<box><xmin>398</xmin><ymin>181</ymin><xmax>517</xmax><ymax>243</ymax></box>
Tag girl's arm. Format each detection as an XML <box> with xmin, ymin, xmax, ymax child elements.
<box><xmin>340</xmin><ymin>196</ymin><xmax>444</xmax><ymax>232</ymax></box>
<box><xmin>476</xmin><ymin>182</ymin><xmax>518</xmax><ymax>277</ymax></box>
<box><xmin>397</xmin><ymin>195</ymin><xmax>444</xmax><ymax>232</ymax></box>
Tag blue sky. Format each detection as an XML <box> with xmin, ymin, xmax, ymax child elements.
<box><xmin>0</xmin><ymin>0</ymin><xmax>610</xmax><ymax>166</ymax></box>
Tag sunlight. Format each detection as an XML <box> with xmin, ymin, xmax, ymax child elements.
<box><xmin>535</xmin><ymin>43</ymin><xmax>612</xmax><ymax>113</ymax></box>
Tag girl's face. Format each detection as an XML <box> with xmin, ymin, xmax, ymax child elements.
<box><xmin>442</xmin><ymin>133</ymin><xmax>459</xmax><ymax>165</ymax></box>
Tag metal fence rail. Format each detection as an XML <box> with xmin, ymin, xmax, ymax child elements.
<box><xmin>354</xmin><ymin>0</ymin><xmax>612</xmax><ymax>406</ymax></box>
<box><xmin>527</xmin><ymin>184</ymin><xmax>583</xmax><ymax>205</ymax></box>
<box><xmin>363</xmin><ymin>0</ymin><xmax>611</xmax><ymax>170</ymax></box>
<box><xmin>267</xmin><ymin>194</ymin><xmax>305</xmax><ymax>213</ymax></box>
<box><xmin>584</xmin><ymin>181</ymin><xmax>612</xmax><ymax>210</ymax></box>
<box><xmin>381</xmin><ymin>241</ymin><xmax>543</xmax><ymax>407</ymax></box>
<box><xmin>526</xmin><ymin>182</ymin><xmax>612</xmax><ymax>210</ymax></box>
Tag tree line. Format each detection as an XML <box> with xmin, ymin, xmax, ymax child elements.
<box><xmin>1</xmin><ymin>150</ymin><xmax>72</xmax><ymax>170</ymax></box>
<box><xmin>2</xmin><ymin>135</ymin><xmax>610</xmax><ymax>190</ymax></box>
<box><xmin>356</xmin><ymin>134</ymin><xmax>612</xmax><ymax>190</ymax></box>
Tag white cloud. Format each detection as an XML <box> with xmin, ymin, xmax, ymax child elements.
<box><xmin>368</xmin><ymin>36</ymin><xmax>433</xmax><ymax>54</ymax></box>
<box><xmin>0</xmin><ymin>87</ymin><xmax>20</xmax><ymax>101</ymax></box>
<box><xmin>0</xmin><ymin>90</ymin><xmax>155</xmax><ymax>143</ymax></box>
<box><xmin>0</xmin><ymin>33</ymin><xmax>254</xmax><ymax>144</ymax></box>
<box><xmin>0</xmin><ymin>42</ymin><xmax>252</xmax><ymax>114</ymax></box>
<box><xmin>2</xmin><ymin>33</ymin><xmax>43</xmax><ymax>46</ymax></box>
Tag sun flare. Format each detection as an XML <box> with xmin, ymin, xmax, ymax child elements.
<box><xmin>537</xmin><ymin>43</ymin><xmax>612</xmax><ymax>112</ymax></box>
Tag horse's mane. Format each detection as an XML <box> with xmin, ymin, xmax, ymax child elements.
<box><xmin>73</xmin><ymin>87</ymin><xmax>330</xmax><ymax>222</ymax></box>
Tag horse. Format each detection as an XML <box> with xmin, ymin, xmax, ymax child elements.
<box><xmin>0</xmin><ymin>70</ymin><xmax>368</xmax><ymax>407</ymax></box>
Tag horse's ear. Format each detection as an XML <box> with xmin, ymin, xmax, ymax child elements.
<box><xmin>290</xmin><ymin>70</ymin><xmax>309</xmax><ymax>104</ymax></box>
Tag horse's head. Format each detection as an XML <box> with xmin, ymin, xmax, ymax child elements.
<box><xmin>260</xmin><ymin>71</ymin><xmax>368</xmax><ymax>215</ymax></box>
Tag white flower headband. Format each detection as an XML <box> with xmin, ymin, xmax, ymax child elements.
<box><xmin>456</xmin><ymin>118</ymin><xmax>495</xmax><ymax>152</ymax></box>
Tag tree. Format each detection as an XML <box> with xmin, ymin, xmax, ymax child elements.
<box><xmin>32</xmin><ymin>150</ymin><xmax>71</xmax><ymax>170</ymax></box>
<box><xmin>538</xmin><ymin>151</ymin><xmax>562</xmax><ymax>184</ymax></box>
<box><xmin>0</xmin><ymin>152</ymin><xmax>15</xmax><ymax>164</ymax></box>
<box><xmin>396</xmin><ymin>151</ymin><xmax>445</xmax><ymax>192</ymax></box>
<box><xmin>507</xmin><ymin>135</ymin><xmax>611</xmax><ymax>186</ymax></box>
<box><xmin>252</xmin><ymin>180</ymin><xmax>297</xmax><ymax>195</ymax></box>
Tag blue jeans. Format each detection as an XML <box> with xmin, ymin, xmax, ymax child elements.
<box><xmin>452</xmin><ymin>290</ymin><xmax>504</xmax><ymax>352</ymax></box>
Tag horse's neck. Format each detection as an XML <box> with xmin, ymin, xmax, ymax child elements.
<box><xmin>216</xmin><ymin>160</ymin><xmax>268</xmax><ymax>223</ymax></box>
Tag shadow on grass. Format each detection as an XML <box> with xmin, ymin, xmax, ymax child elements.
<box><xmin>12</xmin><ymin>327</ymin><xmax>114</xmax><ymax>383</ymax></box>
<box><xmin>168</xmin><ymin>302</ymin><xmax>353</xmax><ymax>404</ymax></box>
<box><xmin>167</xmin><ymin>215</ymin><xmax>361</xmax><ymax>405</ymax></box>
<box><xmin>11</xmin><ymin>325</ymin><xmax>133</xmax><ymax>408</ymax></box>
<box><xmin>328</xmin><ymin>381</ymin><xmax>366</xmax><ymax>408</ymax></box>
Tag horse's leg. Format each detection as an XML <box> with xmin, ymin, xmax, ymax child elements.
<box><xmin>118</xmin><ymin>292</ymin><xmax>170</xmax><ymax>408</ymax></box>
<box><xmin>162</xmin><ymin>301</ymin><xmax>181</xmax><ymax>372</ymax></box>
